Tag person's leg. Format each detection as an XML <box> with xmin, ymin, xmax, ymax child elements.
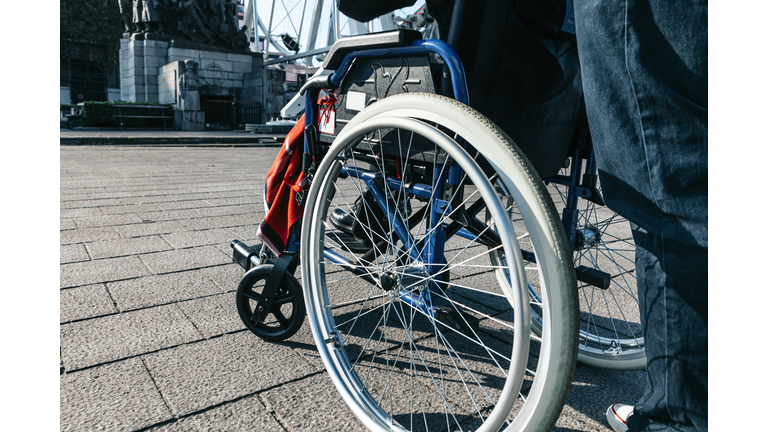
<box><xmin>574</xmin><ymin>0</ymin><xmax>707</xmax><ymax>430</ymax></box>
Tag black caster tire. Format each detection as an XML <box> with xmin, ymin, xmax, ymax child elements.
<box><xmin>236</xmin><ymin>265</ymin><xmax>305</xmax><ymax>341</ymax></box>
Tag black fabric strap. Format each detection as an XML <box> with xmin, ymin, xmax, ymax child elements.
<box><xmin>253</xmin><ymin>252</ymin><xmax>296</xmax><ymax>323</ymax></box>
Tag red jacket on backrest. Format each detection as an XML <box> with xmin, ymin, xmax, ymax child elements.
<box><xmin>257</xmin><ymin>115</ymin><xmax>307</xmax><ymax>255</ymax></box>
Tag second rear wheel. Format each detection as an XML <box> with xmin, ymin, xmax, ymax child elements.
<box><xmin>548</xmin><ymin>168</ymin><xmax>646</xmax><ymax>370</ymax></box>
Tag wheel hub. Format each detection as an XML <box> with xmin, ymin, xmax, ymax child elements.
<box><xmin>577</xmin><ymin>224</ymin><xmax>602</xmax><ymax>249</ymax></box>
<box><xmin>397</xmin><ymin>261</ymin><xmax>431</xmax><ymax>292</ymax></box>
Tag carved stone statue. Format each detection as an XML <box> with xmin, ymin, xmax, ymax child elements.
<box><xmin>178</xmin><ymin>59</ymin><xmax>201</xmax><ymax>118</ymax></box>
<box><xmin>133</xmin><ymin>0</ymin><xmax>164</xmax><ymax>33</ymax></box>
<box><xmin>118</xmin><ymin>0</ymin><xmax>250</xmax><ymax>52</ymax></box>
<box><xmin>119</xmin><ymin>0</ymin><xmax>136</xmax><ymax>33</ymax></box>
<box><xmin>177</xmin><ymin>0</ymin><xmax>217</xmax><ymax>45</ymax></box>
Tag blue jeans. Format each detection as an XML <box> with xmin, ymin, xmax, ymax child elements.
<box><xmin>573</xmin><ymin>1</ymin><xmax>708</xmax><ymax>431</ymax></box>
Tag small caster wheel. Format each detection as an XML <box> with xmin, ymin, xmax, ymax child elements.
<box><xmin>236</xmin><ymin>265</ymin><xmax>305</xmax><ymax>341</ymax></box>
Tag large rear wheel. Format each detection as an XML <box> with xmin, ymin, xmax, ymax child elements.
<box><xmin>301</xmin><ymin>94</ymin><xmax>578</xmax><ymax>431</ymax></box>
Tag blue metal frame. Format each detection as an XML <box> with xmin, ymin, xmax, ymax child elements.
<box><xmin>296</xmin><ymin>39</ymin><xmax>473</xmax><ymax>318</ymax></box>
<box><xmin>294</xmin><ymin>37</ymin><xmax>604</xmax><ymax>319</ymax></box>
<box><xmin>542</xmin><ymin>143</ymin><xmax>603</xmax><ymax>252</ymax></box>
<box><xmin>333</xmin><ymin>165</ymin><xmax>452</xmax><ymax>316</ymax></box>
<box><xmin>303</xmin><ymin>38</ymin><xmax>468</xmax><ymax>154</ymax></box>
<box><xmin>327</xmin><ymin>39</ymin><xmax>470</xmax><ymax>105</ymax></box>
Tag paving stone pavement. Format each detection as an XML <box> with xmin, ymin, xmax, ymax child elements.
<box><xmin>60</xmin><ymin>146</ymin><xmax>643</xmax><ymax>432</ymax></box>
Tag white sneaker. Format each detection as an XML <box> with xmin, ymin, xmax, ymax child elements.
<box><xmin>606</xmin><ymin>403</ymin><xmax>634</xmax><ymax>432</ymax></box>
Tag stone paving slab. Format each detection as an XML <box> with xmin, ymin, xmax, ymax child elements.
<box><xmin>139</xmin><ymin>245</ymin><xmax>231</xmax><ymax>274</ymax></box>
<box><xmin>138</xmin><ymin>208</ymin><xmax>207</xmax><ymax>222</ymax></box>
<box><xmin>201</xmin><ymin>263</ymin><xmax>244</xmax><ymax>293</ymax></box>
<box><xmin>179</xmin><ymin>213</ymin><xmax>255</xmax><ymax>231</ymax></box>
<box><xmin>113</xmin><ymin>220</ymin><xmax>189</xmax><ymax>238</ymax></box>
<box><xmin>146</xmin><ymin>394</ymin><xmax>285</xmax><ymax>432</ymax></box>
<box><xmin>59</xmin><ymin>146</ymin><xmax>646</xmax><ymax>432</ymax></box>
<box><xmin>142</xmin><ymin>331</ymin><xmax>317</xmax><ymax>417</ymax></box>
<box><xmin>60</xmin><ymin>284</ymin><xmax>118</xmax><ymax>323</ymax></box>
<box><xmin>205</xmin><ymin>190</ymin><xmax>261</xmax><ymax>199</ymax></box>
<box><xmin>66</xmin><ymin>198</ymin><xmax>126</xmax><ymax>209</ymax></box>
<box><xmin>161</xmin><ymin>227</ymin><xmax>240</xmax><ymax>249</ymax></box>
<box><xmin>165</xmin><ymin>192</ymin><xmax>224</xmax><ymax>202</ymax></box>
<box><xmin>177</xmin><ymin>292</ymin><xmax>245</xmax><ymax>337</ymax></box>
<box><xmin>261</xmin><ymin>372</ymin><xmax>365</xmax><ymax>432</ymax></box>
<box><xmin>60</xmin><ymin>304</ymin><xmax>203</xmax><ymax>370</ymax></box>
<box><xmin>110</xmin><ymin>185</ymin><xmax>181</xmax><ymax>194</ymax></box>
<box><xmin>60</xmin><ymin>226</ymin><xmax>122</xmax><ymax>245</ymax></box>
<box><xmin>193</xmin><ymin>203</ymin><xmax>255</xmax><ymax>217</ymax></box>
<box><xmin>107</xmin><ymin>270</ymin><xmax>224</xmax><ymax>312</ymax></box>
<box><xmin>119</xmin><ymin>195</ymin><xmax>181</xmax><ymax>205</ymax></box>
<box><xmin>155</xmin><ymin>200</ymin><xmax>214</xmax><ymax>211</ymax></box>
<box><xmin>459</xmin><ymin>404</ymin><xmax>601</xmax><ymax>432</ymax></box>
<box><xmin>100</xmin><ymin>203</ymin><xmax>165</xmax><ymax>215</ymax></box>
<box><xmin>61</xmin><ymin>358</ymin><xmax>174</xmax><ymax>431</ymax></box>
<box><xmin>60</xmin><ymin>244</ymin><xmax>90</xmax><ymax>264</ymax></box>
<box><xmin>60</xmin><ymin>207</ymin><xmax>105</xmax><ymax>218</ymax></box>
<box><xmin>278</xmin><ymin>320</ymin><xmax>324</xmax><ymax>371</ymax></box>
<box><xmin>89</xmin><ymin>191</ymin><xmax>142</xmax><ymax>199</ymax></box>
<box><xmin>60</xmin><ymin>218</ymin><xmax>77</xmax><ymax>230</ymax></box>
<box><xmin>190</xmin><ymin>185</ymin><xmax>258</xmax><ymax>194</ymax></box>
<box><xmin>61</xmin><ymin>255</ymin><xmax>151</xmax><ymax>288</ymax></box>
<box><xmin>214</xmin><ymin>241</ymin><xmax>241</xmax><ymax>259</ymax></box>
<box><xmin>225</xmin><ymin>224</ymin><xmax>260</xmax><ymax>243</ymax></box>
<box><xmin>201</xmin><ymin>196</ymin><xmax>258</xmax><ymax>207</ymax></box>
<box><xmin>85</xmin><ymin>236</ymin><xmax>173</xmax><ymax>260</ymax></box>
<box><xmin>61</xmin><ymin>193</ymin><xmax>95</xmax><ymax>201</ymax></box>
<box><xmin>563</xmin><ymin>364</ymin><xmax>646</xmax><ymax>431</ymax></box>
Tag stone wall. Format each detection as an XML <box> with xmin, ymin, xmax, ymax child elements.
<box><xmin>119</xmin><ymin>36</ymin><xmax>263</xmax><ymax>105</ymax></box>
<box><xmin>119</xmin><ymin>39</ymin><xmax>168</xmax><ymax>102</ymax></box>
<box><xmin>158</xmin><ymin>62</ymin><xmax>181</xmax><ymax>107</ymax></box>
<box><xmin>243</xmin><ymin>67</ymin><xmax>286</xmax><ymax>123</ymax></box>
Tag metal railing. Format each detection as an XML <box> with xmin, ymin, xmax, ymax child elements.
<box><xmin>201</xmin><ymin>99</ymin><xmax>264</xmax><ymax>129</ymax></box>
<box><xmin>202</xmin><ymin>99</ymin><xmax>234</xmax><ymax>128</ymax></box>
<box><xmin>237</xmin><ymin>101</ymin><xmax>263</xmax><ymax>125</ymax></box>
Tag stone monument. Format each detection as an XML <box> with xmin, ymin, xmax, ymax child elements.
<box><xmin>118</xmin><ymin>0</ymin><xmax>264</xmax><ymax>124</ymax></box>
<box><xmin>118</xmin><ymin>0</ymin><xmax>249</xmax><ymax>50</ymax></box>
<box><xmin>169</xmin><ymin>59</ymin><xmax>204</xmax><ymax>130</ymax></box>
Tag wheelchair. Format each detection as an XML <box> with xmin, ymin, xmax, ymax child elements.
<box><xmin>230</xmin><ymin>29</ymin><xmax>641</xmax><ymax>431</ymax></box>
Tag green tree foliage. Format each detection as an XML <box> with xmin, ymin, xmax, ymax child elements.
<box><xmin>61</xmin><ymin>0</ymin><xmax>124</xmax><ymax>92</ymax></box>
<box><xmin>61</xmin><ymin>0</ymin><xmax>123</xmax><ymax>46</ymax></box>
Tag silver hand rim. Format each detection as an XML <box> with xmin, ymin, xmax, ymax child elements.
<box><xmin>301</xmin><ymin>116</ymin><xmax>531</xmax><ymax>432</ymax></box>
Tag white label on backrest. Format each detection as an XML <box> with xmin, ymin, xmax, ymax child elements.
<box><xmin>346</xmin><ymin>91</ymin><xmax>367</xmax><ymax>112</ymax></box>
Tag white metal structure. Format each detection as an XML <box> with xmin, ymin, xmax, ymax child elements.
<box><xmin>240</xmin><ymin>0</ymin><xmax>427</xmax><ymax>119</ymax></box>
<box><xmin>243</xmin><ymin>0</ymin><xmax>425</xmax><ymax>67</ymax></box>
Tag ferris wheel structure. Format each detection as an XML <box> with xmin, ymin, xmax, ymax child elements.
<box><xmin>242</xmin><ymin>0</ymin><xmax>425</xmax><ymax>66</ymax></box>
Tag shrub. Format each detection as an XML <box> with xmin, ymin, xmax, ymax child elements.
<box><xmin>80</xmin><ymin>101</ymin><xmax>174</xmax><ymax>128</ymax></box>
<box><xmin>59</xmin><ymin>104</ymin><xmax>77</xmax><ymax>114</ymax></box>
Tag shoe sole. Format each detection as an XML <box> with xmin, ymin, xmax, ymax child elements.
<box><xmin>329</xmin><ymin>216</ymin><xmax>355</xmax><ymax>236</ymax></box>
<box><xmin>606</xmin><ymin>404</ymin><xmax>630</xmax><ymax>432</ymax></box>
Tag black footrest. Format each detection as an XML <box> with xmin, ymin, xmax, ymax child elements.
<box><xmin>575</xmin><ymin>265</ymin><xmax>611</xmax><ymax>289</ymax></box>
<box><xmin>325</xmin><ymin>230</ymin><xmax>371</xmax><ymax>254</ymax></box>
<box><xmin>231</xmin><ymin>240</ymin><xmax>270</xmax><ymax>271</ymax></box>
